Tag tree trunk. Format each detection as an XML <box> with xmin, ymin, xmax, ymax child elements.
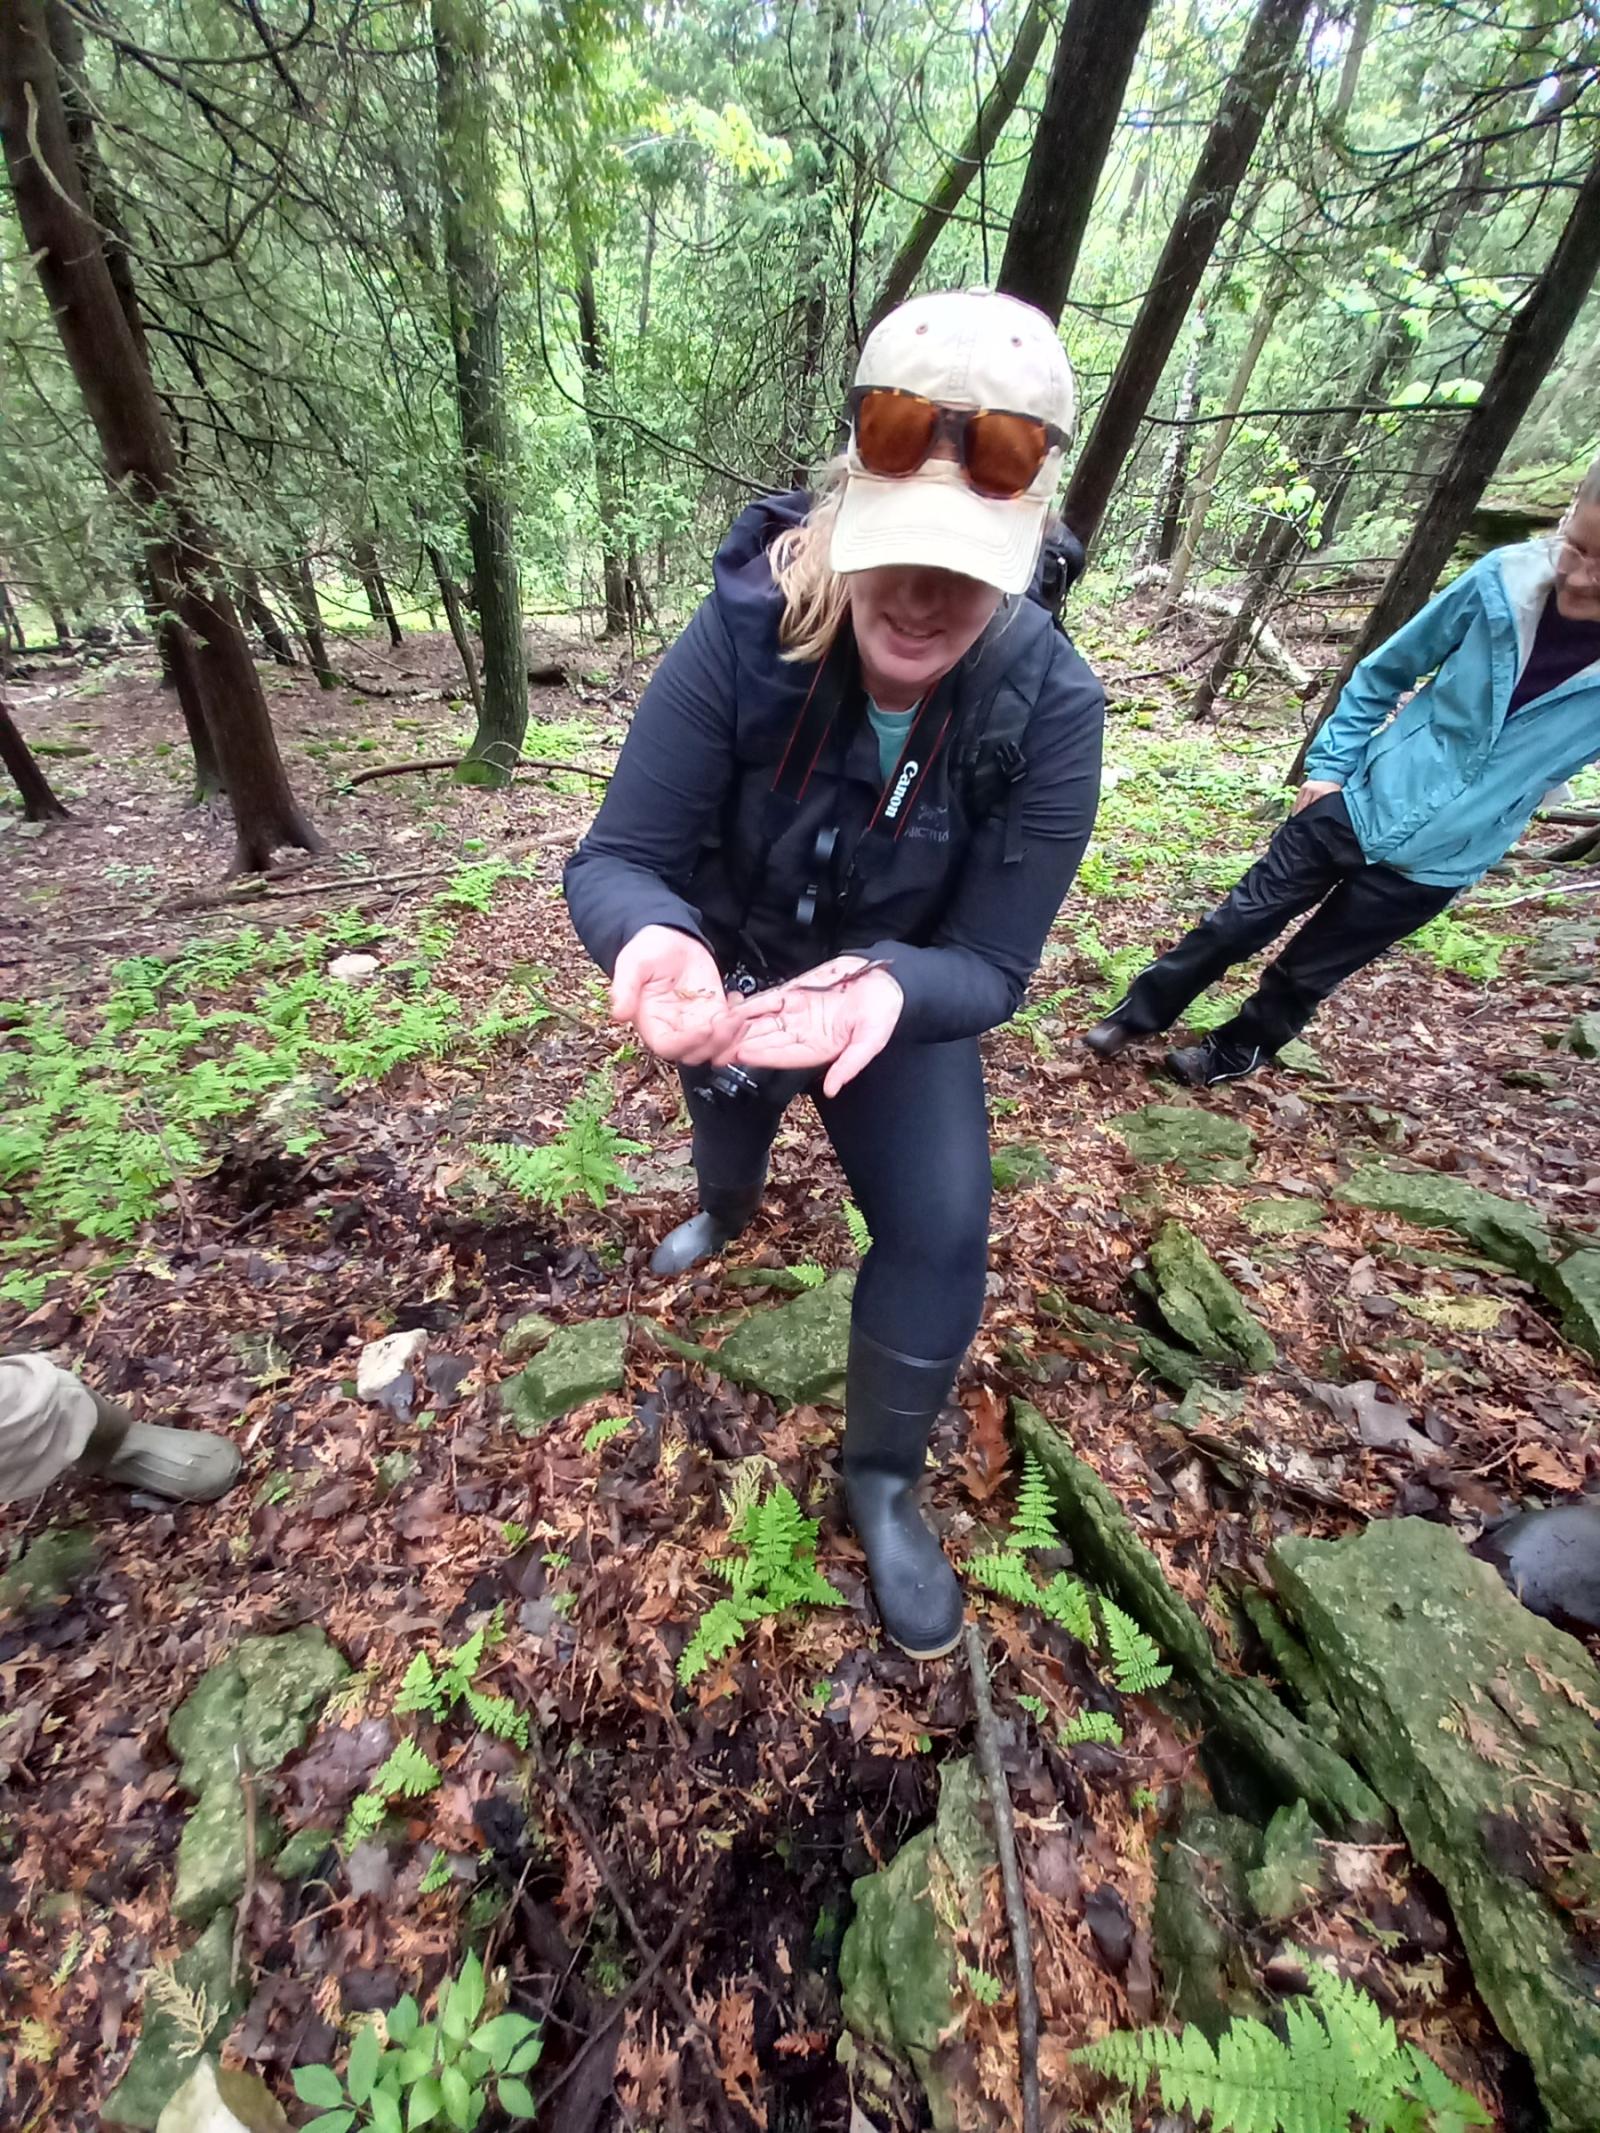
<box><xmin>0</xmin><ymin>694</ymin><xmax>70</xmax><ymax>820</ymax></box>
<box><xmin>240</xmin><ymin>567</ymin><xmax>297</xmax><ymax>666</ymax></box>
<box><xmin>1332</xmin><ymin>0</ymin><xmax>1376</xmax><ymax>126</ymax></box>
<box><xmin>782</xmin><ymin>0</ymin><xmax>848</xmax><ymax>481</ymax></box>
<box><xmin>1138</xmin><ymin>303</ymin><xmax>1210</xmax><ymax>567</ymax></box>
<box><xmin>354</xmin><ymin>537</ymin><xmax>403</xmax><ymax>647</ymax></box>
<box><xmin>1062</xmin><ymin>0</ymin><xmax>1313</xmax><ymax>549</ymax></box>
<box><xmin>425</xmin><ymin>539</ymin><xmax>485</xmax><ymax>724</ymax></box>
<box><xmin>572</xmin><ymin>213</ymin><xmax>633</xmax><ymax>639</ymax></box>
<box><xmin>431</xmin><ymin>0</ymin><xmax>527</xmax><ymax>786</ymax></box>
<box><xmin>1162</xmin><ymin>285</ymin><xmax>1283</xmax><ymax>612</ymax></box>
<box><xmin>277</xmin><ymin>556</ymin><xmax>339</xmax><ymax>689</ymax></box>
<box><xmin>1293</xmin><ymin>145</ymin><xmax>1600</xmax><ymax>780</ymax></box>
<box><xmin>866</xmin><ymin>0</ymin><xmax>1053</xmax><ymax>337</ymax></box>
<box><xmin>0</xmin><ymin>581</ymin><xmax>25</xmax><ymax>654</ymax></box>
<box><xmin>0</xmin><ymin>0</ymin><xmax>320</xmax><ymax>873</ymax></box>
<box><xmin>996</xmin><ymin>0</ymin><xmax>1155</xmax><ymax>324</ymax></box>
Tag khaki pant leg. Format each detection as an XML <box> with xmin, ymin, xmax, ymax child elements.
<box><xmin>0</xmin><ymin>1355</ymin><xmax>98</xmax><ymax>1502</ymax></box>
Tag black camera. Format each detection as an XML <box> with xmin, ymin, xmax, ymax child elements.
<box><xmin>693</xmin><ymin>1063</ymin><xmax>769</xmax><ymax>1107</ymax></box>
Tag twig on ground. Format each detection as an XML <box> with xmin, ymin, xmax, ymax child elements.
<box><xmin>964</xmin><ymin>1621</ymin><xmax>1041</xmax><ymax>2133</ymax></box>
<box><xmin>534</xmin><ymin>1750</ymin><xmax>746</xmax><ymax>2131</ymax></box>
<box><xmin>534</xmin><ymin>1884</ymin><xmax>704</xmax><ymax>2114</ymax></box>
<box><xmin>347</xmin><ymin>754</ymin><xmax>613</xmax><ymax>788</ymax></box>
<box><xmin>1475</xmin><ymin>871</ymin><xmax>1600</xmax><ymax>910</ymax></box>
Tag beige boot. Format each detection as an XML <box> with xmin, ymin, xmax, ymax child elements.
<box><xmin>0</xmin><ymin>1355</ymin><xmax>241</xmax><ymax>1505</ymax></box>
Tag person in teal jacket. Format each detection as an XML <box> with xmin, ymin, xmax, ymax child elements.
<box><xmin>1085</xmin><ymin>457</ymin><xmax>1600</xmax><ymax>1084</ymax></box>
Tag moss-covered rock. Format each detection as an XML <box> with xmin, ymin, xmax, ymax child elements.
<box><xmin>1153</xmin><ymin>1798</ymin><xmax>1262</xmax><ymax>2034</ymax></box>
<box><xmin>1245</xmin><ymin>1799</ymin><xmax>1324</xmax><ymax>1923</ymax></box>
<box><xmin>709</xmin><ymin>1272</ymin><xmax>855</xmax><ymax>1407</ymax></box>
<box><xmin>499</xmin><ymin>1317</ymin><xmax>628</xmax><ymax>1433</ymax></box>
<box><xmin>1109</xmin><ymin>1102</ymin><xmax>1253</xmax><ymax>1183</ymax></box>
<box><xmin>155</xmin><ymin>2059</ymin><xmax>289</xmax><ymax>2133</ymax></box>
<box><xmin>1271</xmin><ymin>1517</ymin><xmax>1600</xmax><ymax>2133</ymax></box>
<box><xmin>990</xmin><ymin>1141</ymin><xmax>1054</xmax><ymax>1193</ymax></box>
<box><xmin>1561</xmin><ymin>1011</ymin><xmax>1600</xmax><ymax>1058</ymax></box>
<box><xmin>1240</xmin><ymin>1197</ymin><xmax>1324</xmax><ymax>1235</ymax></box>
<box><xmin>1039</xmin><ymin>1293</ymin><xmax>1213</xmax><ymax>1391</ymax></box>
<box><xmin>101</xmin><ymin>1910</ymin><xmax>246</xmax><ymax>2127</ymax></box>
<box><xmin>839</xmin><ymin>1757</ymin><xmax>996</xmax><ymax>2132</ymax></box>
<box><xmin>0</xmin><ymin>1525</ymin><xmax>97</xmax><ymax>1612</ymax></box>
<box><xmin>1147</xmin><ymin>1221</ymin><xmax>1275</xmax><ymax>1373</ymax></box>
<box><xmin>501</xmin><ymin>1310</ymin><xmax>559</xmax><ymax>1364</ymax></box>
<box><xmin>1014</xmin><ymin>1403</ymin><xmax>1385</xmax><ymax>1834</ymax></box>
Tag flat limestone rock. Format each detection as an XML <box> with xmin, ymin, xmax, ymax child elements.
<box><xmin>167</xmin><ymin>1628</ymin><xmax>346</xmax><ymax>1925</ymax></box>
<box><xmin>1271</xmin><ymin>1517</ymin><xmax>1600</xmax><ymax>2133</ymax></box>
<box><xmin>499</xmin><ymin>1317</ymin><xmax>628</xmax><ymax>1433</ymax></box>
<box><xmin>501</xmin><ymin>1310</ymin><xmax>559</xmax><ymax>1364</ymax></box>
<box><xmin>101</xmin><ymin>1910</ymin><xmax>246</xmax><ymax>2128</ymax></box>
<box><xmin>710</xmin><ymin>1272</ymin><xmax>855</xmax><ymax>1407</ymax></box>
<box><xmin>156</xmin><ymin>2059</ymin><xmax>289</xmax><ymax>2133</ymax></box>
<box><xmin>1148</xmin><ymin>1221</ymin><xmax>1275</xmax><ymax>1373</ymax></box>
<box><xmin>1039</xmin><ymin>1293</ymin><xmax>1212</xmax><ymax>1391</ymax></box>
<box><xmin>839</xmin><ymin>1757</ymin><xmax>996</xmax><ymax>2132</ymax></box>
<box><xmin>1014</xmin><ymin>1402</ymin><xmax>1385</xmax><ymax>1834</ymax></box>
<box><xmin>1240</xmin><ymin>1197</ymin><xmax>1324</xmax><ymax>1235</ymax></box>
<box><xmin>1109</xmin><ymin>1102</ymin><xmax>1253</xmax><ymax>1183</ymax></box>
<box><xmin>1561</xmin><ymin>1010</ymin><xmax>1600</xmax><ymax>1057</ymax></box>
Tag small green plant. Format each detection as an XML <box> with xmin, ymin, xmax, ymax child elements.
<box><xmin>418</xmin><ymin>1850</ymin><xmax>454</xmax><ymax>1896</ymax></box>
<box><xmin>394</xmin><ymin>1614</ymin><xmax>528</xmax><ymax>1747</ymax></box>
<box><xmin>437</xmin><ymin>860</ymin><xmax>511</xmax><ymax>914</ymax></box>
<box><xmin>679</xmin><ymin>1484</ymin><xmax>846</xmax><ymax>1686</ymax></box>
<box><xmin>1016</xmin><ymin>1692</ymin><xmax>1048</xmax><ymax>1721</ymax></box>
<box><xmin>843</xmin><ymin>1199</ymin><xmax>872</xmax><ymax>1254</ymax></box>
<box><xmin>582</xmin><ymin>1415</ymin><xmax>630</xmax><ymax>1453</ymax></box>
<box><xmin>961</xmin><ymin>1962</ymin><xmax>1004</xmax><ymax>2007</ymax></box>
<box><xmin>1011</xmin><ymin>985</ymin><xmax>1077</xmax><ymax>1056</ymax></box>
<box><xmin>1009</xmin><ymin>1449</ymin><xmax>1059</xmax><ymax>1551</ymax></box>
<box><xmin>1410</xmin><ymin>912</ymin><xmax>1512</xmax><ymax>983</ymax></box>
<box><xmin>968</xmin><ymin>1451</ymin><xmax>1098</xmax><ymax>1640</ymax></box>
<box><xmin>1059</xmin><ymin>1708</ymin><xmax>1124</xmax><ymax>1748</ymax></box>
<box><xmin>1100</xmin><ymin>1598</ymin><xmax>1172</xmax><ymax>1693</ymax></box>
<box><xmin>475</xmin><ymin>1074</ymin><xmax>646</xmax><ymax>1214</ymax></box>
<box><xmin>1075</xmin><ymin>1956</ymin><xmax>1488</xmax><ymax>2133</ymax></box>
<box><xmin>790</xmin><ymin>1260</ymin><xmax>828</xmax><ymax>1287</ymax></box>
<box><xmin>342</xmin><ymin>1738</ymin><xmax>441</xmax><ymax>1851</ymax></box>
<box><xmin>291</xmin><ymin>1949</ymin><xmax>542</xmax><ymax>2130</ymax></box>
<box><xmin>500</xmin><ymin>1521</ymin><xmax>530</xmax><ymax>1550</ymax></box>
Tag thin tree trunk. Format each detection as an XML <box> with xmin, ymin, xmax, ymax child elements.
<box><xmin>0</xmin><ymin>581</ymin><xmax>25</xmax><ymax>654</ymax></box>
<box><xmin>425</xmin><ymin>540</ymin><xmax>485</xmax><ymax>724</ymax></box>
<box><xmin>997</xmin><ymin>0</ymin><xmax>1155</xmax><ymax>324</ymax></box>
<box><xmin>572</xmin><ymin>213</ymin><xmax>632</xmax><ymax>638</ymax></box>
<box><xmin>866</xmin><ymin>0</ymin><xmax>1053</xmax><ymax>337</ymax></box>
<box><xmin>638</xmin><ymin>198</ymin><xmax>657</xmax><ymax>341</ymax></box>
<box><xmin>1332</xmin><ymin>0</ymin><xmax>1376</xmax><ymax>125</ymax></box>
<box><xmin>1138</xmin><ymin>303</ymin><xmax>1210</xmax><ymax>567</ymax></box>
<box><xmin>240</xmin><ymin>567</ymin><xmax>297</xmax><ymax>666</ymax></box>
<box><xmin>1294</xmin><ymin>146</ymin><xmax>1600</xmax><ymax>781</ymax></box>
<box><xmin>0</xmin><ymin>694</ymin><xmax>70</xmax><ymax>820</ymax></box>
<box><xmin>432</xmin><ymin>0</ymin><xmax>527</xmax><ymax>785</ymax></box>
<box><xmin>277</xmin><ymin>556</ymin><xmax>339</xmax><ymax>689</ymax></box>
<box><xmin>47</xmin><ymin>602</ymin><xmax>71</xmax><ymax>649</ymax></box>
<box><xmin>0</xmin><ymin>0</ymin><xmax>320</xmax><ymax>872</ymax></box>
<box><xmin>1062</xmin><ymin>0</ymin><xmax>1313</xmax><ymax>548</ymax></box>
<box><xmin>1163</xmin><ymin>286</ymin><xmax>1284</xmax><ymax>612</ymax></box>
<box><xmin>354</xmin><ymin>537</ymin><xmax>403</xmax><ymax>647</ymax></box>
<box><xmin>783</xmin><ymin>0</ymin><xmax>848</xmax><ymax>481</ymax></box>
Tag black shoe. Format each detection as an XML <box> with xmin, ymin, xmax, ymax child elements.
<box><xmin>842</xmin><ymin>1332</ymin><xmax>965</xmax><ymax>1659</ymax></box>
<box><xmin>649</xmin><ymin>1181</ymin><xmax>764</xmax><ymax>1276</ymax></box>
<box><xmin>1083</xmin><ymin>1018</ymin><xmax>1136</xmax><ymax>1061</ymax></box>
<box><xmin>1164</xmin><ymin>1038</ymin><xmax>1264</xmax><ymax>1088</ymax></box>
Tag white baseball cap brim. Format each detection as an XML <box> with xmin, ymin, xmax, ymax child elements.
<box><xmin>830</xmin><ymin>461</ymin><xmax>1050</xmax><ymax>596</ymax></box>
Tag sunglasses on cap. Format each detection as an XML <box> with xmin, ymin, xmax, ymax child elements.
<box><xmin>846</xmin><ymin>385</ymin><xmax>1067</xmax><ymax>502</ymax></box>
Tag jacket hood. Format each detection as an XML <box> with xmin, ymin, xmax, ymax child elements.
<box><xmin>711</xmin><ymin>489</ymin><xmax>812</xmax><ymax>650</ymax></box>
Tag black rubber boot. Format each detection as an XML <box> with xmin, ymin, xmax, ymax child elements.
<box><xmin>1083</xmin><ymin>1016</ymin><xmax>1137</xmax><ymax>1061</ymax></box>
<box><xmin>842</xmin><ymin>1331</ymin><xmax>965</xmax><ymax>1659</ymax></box>
<box><xmin>650</xmin><ymin>1179</ymin><xmax>764</xmax><ymax>1277</ymax></box>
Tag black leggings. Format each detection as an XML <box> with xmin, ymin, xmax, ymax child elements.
<box><xmin>682</xmin><ymin>1035</ymin><xmax>992</xmax><ymax>1363</ymax></box>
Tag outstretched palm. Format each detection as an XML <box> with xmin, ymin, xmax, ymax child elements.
<box><xmin>609</xmin><ymin>925</ymin><xmax>742</xmax><ymax>1063</ymax></box>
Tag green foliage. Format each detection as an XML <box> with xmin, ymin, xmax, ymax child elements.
<box><xmin>342</xmin><ymin>1738</ymin><xmax>441</xmax><ymax>1852</ymax></box>
<box><xmin>1076</xmin><ymin>1957</ymin><xmax>1488</xmax><ymax>2133</ymax></box>
<box><xmin>1011</xmin><ymin>986</ymin><xmax>1077</xmax><ymax>1056</ymax></box>
<box><xmin>582</xmin><ymin>1414</ymin><xmax>631</xmax><ymax>1452</ymax></box>
<box><xmin>418</xmin><ymin>1850</ymin><xmax>455</xmax><ymax>1897</ymax></box>
<box><xmin>292</xmin><ymin>1951</ymin><xmax>542</xmax><ymax>2131</ymax></box>
<box><xmin>1099</xmin><ymin>1599</ymin><xmax>1173</xmax><ymax>1694</ymax></box>
<box><xmin>843</xmin><ymin>1200</ymin><xmax>873</xmax><ymax>1255</ymax></box>
<box><xmin>679</xmin><ymin>1484</ymin><xmax>845</xmax><ymax>1685</ymax></box>
<box><xmin>1409</xmin><ymin>914</ymin><xmax>1513</xmax><ymax>983</ymax></box>
<box><xmin>437</xmin><ymin>861</ymin><xmax>511</xmax><ymax>914</ymax></box>
<box><xmin>1009</xmin><ymin>1449</ymin><xmax>1058</xmax><ymax>1553</ymax></box>
<box><xmin>961</xmin><ymin>1962</ymin><xmax>1004</xmax><ymax>2007</ymax></box>
<box><xmin>474</xmin><ymin>1073</ymin><xmax>646</xmax><ymax>1214</ymax></box>
<box><xmin>1059</xmin><ymin>1708</ymin><xmax>1124</xmax><ymax>1749</ymax></box>
<box><xmin>789</xmin><ymin>1261</ymin><xmax>828</xmax><ymax>1287</ymax></box>
<box><xmin>0</xmin><ymin>920</ymin><xmax>549</xmax><ymax>1265</ymax></box>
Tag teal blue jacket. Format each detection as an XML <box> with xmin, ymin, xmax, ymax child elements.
<box><xmin>1305</xmin><ymin>539</ymin><xmax>1600</xmax><ymax>886</ymax></box>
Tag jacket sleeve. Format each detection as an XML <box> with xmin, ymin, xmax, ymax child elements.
<box><xmin>1304</xmin><ymin>563</ymin><xmax>1484</xmax><ymax>783</ymax></box>
<box><xmin>866</xmin><ymin>641</ymin><xmax>1105</xmax><ymax>1043</ymax></box>
<box><xmin>562</xmin><ymin>596</ymin><xmax>738</xmax><ymax>974</ymax></box>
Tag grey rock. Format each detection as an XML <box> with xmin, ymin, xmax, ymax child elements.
<box><xmin>1473</xmin><ymin>1502</ymin><xmax>1600</xmax><ymax>1632</ymax></box>
<box><xmin>501</xmin><ymin>1310</ymin><xmax>559</xmax><ymax>1363</ymax></box>
<box><xmin>156</xmin><ymin>2060</ymin><xmax>290</xmax><ymax>2133</ymax></box>
<box><xmin>499</xmin><ymin>1316</ymin><xmax>628</xmax><ymax>1433</ymax></box>
<box><xmin>1039</xmin><ymin>1293</ymin><xmax>1213</xmax><ymax>1391</ymax></box>
<box><xmin>1110</xmin><ymin>1102</ymin><xmax>1254</xmax><ymax>1183</ymax></box>
<box><xmin>1561</xmin><ymin>1011</ymin><xmax>1600</xmax><ymax>1058</ymax></box>
<box><xmin>101</xmin><ymin>1910</ymin><xmax>246</xmax><ymax>2127</ymax></box>
<box><xmin>272</xmin><ymin>1826</ymin><xmax>334</xmax><ymax>1882</ymax></box>
<box><xmin>1152</xmin><ymin>1799</ymin><xmax>1262</xmax><ymax>2034</ymax></box>
<box><xmin>1147</xmin><ymin>1221</ymin><xmax>1275</xmax><ymax>1373</ymax></box>
<box><xmin>1246</xmin><ymin>1799</ymin><xmax>1324</xmax><ymax>1923</ymax></box>
<box><xmin>1271</xmin><ymin>1517</ymin><xmax>1600</xmax><ymax>2133</ymax></box>
<box><xmin>710</xmin><ymin>1272</ymin><xmax>855</xmax><ymax>1407</ymax></box>
<box><xmin>1240</xmin><ymin>1197</ymin><xmax>1324</xmax><ymax>1236</ymax></box>
<box><xmin>356</xmin><ymin>1329</ymin><xmax>426</xmax><ymax>1410</ymax></box>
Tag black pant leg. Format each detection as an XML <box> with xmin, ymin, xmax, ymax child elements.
<box><xmin>814</xmin><ymin>1036</ymin><xmax>991</xmax><ymax>1361</ymax></box>
<box><xmin>1213</xmin><ymin>866</ymin><xmax>1457</xmax><ymax>1056</ymax></box>
<box><xmin>1114</xmin><ymin>798</ymin><xmax>1361</xmax><ymax>1035</ymax></box>
<box><xmin>678</xmin><ymin>1065</ymin><xmax>810</xmax><ymax>1206</ymax></box>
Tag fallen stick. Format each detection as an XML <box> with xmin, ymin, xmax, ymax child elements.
<box><xmin>963</xmin><ymin>1621</ymin><xmax>1041</xmax><ymax>2133</ymax></box>
<box><xmin>347</xmin><ymin>754</ymin><xmax>613</xmax><ymax>789</ymax></box>
<box><xmin>533</xmin><ymin>1882</ymin><xmax>704</xmax><ymax>2114</ymax></box>
<box><xmin>1473</xmin><ymin>871</ymin><xmax>1600</xmax><ymax>911</ymax></box>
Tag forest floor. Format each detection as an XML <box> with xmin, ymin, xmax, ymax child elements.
<box><xmin>2</xmin><ymin>597</ymin><xmax>1598</xmax><ymax>2132</ymax></box>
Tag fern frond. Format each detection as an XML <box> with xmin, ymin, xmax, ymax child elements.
<box><xmin>843</xmin><ymin>1200</ymin><xmax>872</xmax><ymax>1254</ymax></box>
<box><xmin>1100</xmin><ymin>1598</ymin><xmax>1172</xmax><ymax>1693</ymax></box>
<box><xmin>341</xmin><ymin>1789</ymin><xmax>387</xmax><ymax>1851</ymax></box>
<box><xmin>1041</xmin><ymin>1573</ymin><xmax>1096</xmax><ymax>1643</ymax></box>
<box><xmin>370</xmin><ymin>1738</ymin><xmax>440</xmax><ymax>1799</ymax></box>
<box><xmin>790</xmin><ymin>1261</ymin><xmax>828</xmax><ymax>1287</ymax></box>
<box><xmin>677</xmin><ymin>1596</ymin><xmax>750</xmax><ymax>1686</ymax></box>
<box><xmin>463</xmin><ymin>1687</ymin><xmax>530</xmax><ymax>1749</ymax></box>
<box><xmin>968</xmin><ymin>1549</ymin><xmax>1043</xmax><ymax>1609</ymax></box>
<box><xmin>1008</xmin><ymin>1449</ymin><xmax>1059</xmax><ymax>1552</ymax></box>
<box><xmin>394</xmin><ymin>1650</ymin><xmax>442</xmax><ymax>1717</ymax></box>
<box><xmin>1059</xmin><ymin>1709</ymin><xmax>1123</xmax><ymax>1748</ymax></box>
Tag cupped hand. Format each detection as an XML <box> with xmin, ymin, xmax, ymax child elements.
<box><xmin>722</xmin><ymin>955</ymin><xmax>905</xmax><ymax>1098</ymax></box>
<box><xmin>609</xmin><ymin>925</ymin><xmax>743</xmax><ymax>1063</ymax></box>
<box><xmin>1291</xmin><ymin>778</ymin><xmax>1343</xmax><ymax>816</ymax></box>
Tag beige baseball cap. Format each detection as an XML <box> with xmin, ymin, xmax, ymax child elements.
<box><xmin>830</xmin><ymin>289</ymin><xmax>1076</xmax><ymax>595</ymax></box>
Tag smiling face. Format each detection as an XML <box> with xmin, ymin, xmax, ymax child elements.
<box><xmin>847</xmin><ymin>564</ymin><xmax>1003</xmax><ymax>709</ymax></box>
<box><xmin>1555</xmin><ymin>499</ymin><xmax>1600</xmax><ymax>622</ymax></box>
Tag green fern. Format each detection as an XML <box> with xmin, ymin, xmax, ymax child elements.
<box><xmin>1041</xmin><ymin>1573</ymin><xmax>1096</xmax><ymax>1644</ymax></box>
<box><xmin>1100</xmin><ymin>1598</ymin><xmax>1172</xmax><ymax>1693</ymax></box>
<box><xmin>679</xmin><ymin>1485</ymin><xmax>845</xmax><ymax>1686</ymax></box>
<box><xmin>371</xmin><ymin>1738</ymin><xmax>440</xmax><ymax>1799</ymax></box>
<box><xmin>843</xmin><ymin>1200</ymin><xmax>873</xmax><ymax>1254</ymax></box>
<box><xmin>1059</xmin><ymin>1709</ymin><xmax>1124</xmax><ymax>1748</ymax></box>
<box><xmin>968</xmin><ymin>1549</ymin><xmax>1044</xmax><ymax>1610</ymax></box>
<box><xmin>1016</xmin><ymin>1693</ymin><xmax>1048</xmax><ymax>1721</ymax></box>
<box><xmin>475</xmin><ymin>1074</ymin><xmax>646</xmax><ymax>1214</ymax></box>
<box><xmin>417</xmin><ymin>1849</ymin><xmax>454</xmax><ymax>1896</ymax></box>
<box><xmin>463</xmin><ymin>1687</ymin><xmax>530</xmax><ymax>1749</ymax></box>
<box><xmin>1008</xmin><ymin>1449</ymin><xmax>1059</xmax><ymax>1552</ymax></box>
<box><xmin>1076</xmin><ymin>1956</ymin><xmax>1488</xmax><ymax>2133</ymax></box>
<box><xmin>583</xmin><ymin>1415</ymin><xmax>631</xmax><ymax>1452</ymax></box>
<box><xmin>790</xmin><ymin>1261</ymin><xmax>828</xmax><ymax>1288</ymax></box>
<box><xmin>394</xmin><ymin>1650</ymin><xmax>444</xmax><ymax>1718</ymax></box>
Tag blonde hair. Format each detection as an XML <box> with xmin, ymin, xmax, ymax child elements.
<box><xmin>769</xmin><ymin>458</ymin><xmax>852</xmax><ymax>665</ymax></box>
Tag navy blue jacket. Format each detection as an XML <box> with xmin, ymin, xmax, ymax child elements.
<box><xmin>564</xmin><ymin>493</ymin><xmax>1105</xmax><ymax>1043</ymax></box>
